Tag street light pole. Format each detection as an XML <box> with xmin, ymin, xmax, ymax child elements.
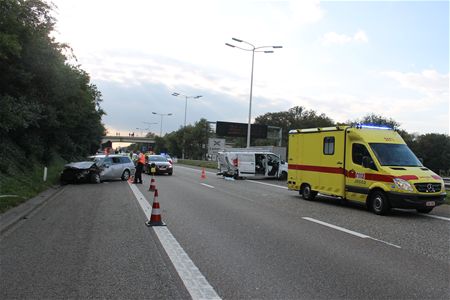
<box><xmin>143</xmin><ymin>121</ymin><xmax>158</xmax><ymax>136</ymax></box>
<box><xmin>247</xmin><ymin>49</ymin><xmax>255</xmax><ymax>149</ymax></box>
<box><xmin>226</xmin><ymin>38</ymin><xmax>282</xmax><ymax>148</ymax></box>
<box><xmin>152</xmin><ymin>112</ymin><xmax>173</xmax><ymax>137</ymax></box>
<box><xmin>172</xmin><ymin>92</ymin><xmax>202</xmax><ymax>159</ymax></box>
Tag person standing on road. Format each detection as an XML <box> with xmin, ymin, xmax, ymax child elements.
<box><xmin>134</xmin><ymin>151</ymin><xmax>145</xmax><ymax>184</ymax></box>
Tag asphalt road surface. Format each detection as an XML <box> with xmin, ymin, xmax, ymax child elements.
<box><xmin>1</xmin><ymin>164</ymin><xmax>449</xmax><ymax>299</ymax></box>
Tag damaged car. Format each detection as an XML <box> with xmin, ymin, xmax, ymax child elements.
<box><xmin>60</xmin><ymin>155</ymin><xmax>135</xmax><ymax>184</ymax></box>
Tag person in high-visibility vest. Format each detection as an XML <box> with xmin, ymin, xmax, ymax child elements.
<box><xmin>134</xmin><ymin>151</ymin><xmax>145</xmax><ymax>184</ymax></box>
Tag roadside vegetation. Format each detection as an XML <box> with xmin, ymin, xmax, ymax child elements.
<box><xmin>177</xmin><ymin>160</ymin><xmax>218</xmax><ymax>170</ymax></box>
<box><xmin>0</xmin><ymin>0</ymin><xmax>105</xmax><ymax>211</ymax></box>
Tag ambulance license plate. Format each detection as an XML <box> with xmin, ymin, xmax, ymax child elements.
<box><xmin>426</xmin><ymin>201</ymin><xmax>435</xmax><ymax>207</ymax></box>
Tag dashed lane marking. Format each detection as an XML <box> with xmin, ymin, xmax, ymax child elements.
<box><xmin>246</xmin><ymin>180</ymin><xmax>288</xmax><ymax>189</ymax></box>
<box><xmin>302</xmin><ymin>217</ymin><xmax>401</xmax><ymax>249</ymax></box>
<box><xmin>420</xmin><ymin>214</ymin><xmax>450</xmax><ymax>222</ymax></box>
<box><xmin>200</xmin><ymin>183</ymin><xmax>215</xmax><ymax>189</ymax></box>
<box><xmin>129</xmin><ymin>183</ymin><xmax>221</xmax><ymax>300</ymax></box>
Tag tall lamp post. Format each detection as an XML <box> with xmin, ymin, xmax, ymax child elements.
<box><xmin>172</xmin><ymin>92</ymin><xmax>202</xmax><ymax>159</ymax></box>
<box><xmin>226</xmin><ymin>37</ymin><xmax>282</xmax><ymax>148</ymax></box>
<box><xmin>152</xmin><ymin>112</ymin><xmax>173</xmax><ymax>137</ymax></box>
<box><xmin>142</xmin><ymin>121</ymin><xmax>158</xmax><ymax>136</ymax></box>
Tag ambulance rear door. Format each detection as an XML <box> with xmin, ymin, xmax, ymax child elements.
<box><xmin>319</xmin><ymin>130</ymin><xmax>346</xmax><ymax>197</ymax></box>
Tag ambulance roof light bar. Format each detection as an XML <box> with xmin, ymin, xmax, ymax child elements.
<box><xmin>354</xmin><ymin>124</ymin><xmax>392</xmax><ymax>130</ymax></box>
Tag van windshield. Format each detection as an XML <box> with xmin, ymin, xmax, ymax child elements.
<box><xmin>369</xmin><ymin>143</ymin><xmax>422</xmax><ymax>167</ymax></box>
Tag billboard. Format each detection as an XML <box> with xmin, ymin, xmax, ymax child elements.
<box><xmin>216</xmin><ymin>121</ymin><xmax>267</xmax><ymax>139</ymax></box>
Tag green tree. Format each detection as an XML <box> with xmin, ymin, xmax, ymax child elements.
<box><xmin>411</xmin><ymin>134</ymin><xmax>450</xmax><ymax>174</ymax></box>
<box><xmin>182</xmin><ymin>118</ymin><xmax>211</xmax><ymax>160</ymax></box>
<box><xmin>0</xmin><ymin>0</ymin><xmax>105</xmax><ymax>173</ymax></box>
<box><xmin>347</xmin><ymin>113</ymin><xmax>400</xmax><ymax>129</ymax></box>
<box><xmin>254</xmin><ymin>106</ymin><xmax>334</xmax><ymax>147</ymax></box>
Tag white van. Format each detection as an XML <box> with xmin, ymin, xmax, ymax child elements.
<box><xmin>217</xmin><ymin>150</ymin><xmax>288</xmax><ymax>180</ymax></box>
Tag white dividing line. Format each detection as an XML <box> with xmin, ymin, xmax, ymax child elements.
<box><xmin>128</xmin><ymin>183</ymin><xmax>221</xmax><ymax>300</ymax></box>
<box><xmin>246</xmin><ymin>180</ymin><xmax>288</xmax><ymax>190</ymax></box>
<box><xmin>200</xmin><ymin>183</ymin><xmax>215</xmax><ymax>189</ymax></box>
<box><xmin>302</xmin><ymin>217</ymin><xmax>401</xmax><ymax>249</ymax></box>
<box><xmin>420</xmin><ymin>214</ymin><xmax>450</xmax><ymax>222</ymax></box>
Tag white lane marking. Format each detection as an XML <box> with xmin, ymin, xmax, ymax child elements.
<box><xmin>302</xmin><ymin>217</ymin><xmax>368</xmax><ymax>238</ymax></box>
<box><xmin>420</xmin><ymin>214</ymin><xmax>450</xmax><ymax>222</ymax></box>
<box><xmin>200</xmin><ymin>183</ymin><xmax>215</xmax><ymax>189</ymax></box>
<box><xmin>397</xmin><ymin>209</ymin><xmax>450</xmax><ymax>222</ymax></box>
<box><xmin>302</xmin><ymin>217</ymin><xmax>401</xmax><ymax>249</ymax></box>
<box><xmin>128</xmin><ymin>183</ymin><xmax>221</xmax><ymax>300</ymax></box>
<box><xmin>246</xmin><ymin>180</ymin><xmax>288</xmax><ymax>190</ymax></box>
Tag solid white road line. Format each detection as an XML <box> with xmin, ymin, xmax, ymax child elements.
<box><xmin>128</xmin><ymin>183</ymin><xmax>221</xmax><ymax>300</ymax></box>
<box><xmin>302</xmin><ymin>217</ymin><xmax>401</xmax><ymax>249</ymax></box>
<box><xmin>200</xmin><ymin>183</ymin><xmax>215</xmax><ymax>189</ymax></box>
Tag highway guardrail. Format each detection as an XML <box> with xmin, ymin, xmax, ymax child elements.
<box><xmin>444</xmin><ymin>177</ymin><xmax>450</xmax><ymax>191</ymax></box>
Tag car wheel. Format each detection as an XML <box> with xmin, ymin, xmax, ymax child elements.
<box><xmin>168</xmin><ymin>171</ymin><xmax>173</xmax><ymax>176</ymax></box>
<box><xmin>121</xmin><ymin>170</ymin><xmax>130</xmax><ymax>181</ymax></box>
<box><xmin>279</xmin><ymin>171</ymin><xmax>287</xmax><ymax>181</ymax></box>
<box><xmin>301</xmin><ymin>184</ymin><xmax>317</xmax><ymax>200</ymax></box>
<box><xmin>417</xmin><ymin>207</ymin><xmax>433</xmax><ymax>214</ymax></box>
<box><xmin>370</xmin><ymin>191</ymin><xmax>390</xmax><ymax>215</ymax></box>
<box><xmin>91</xmin><ymin>173</ymin><xmax>101</xmax><ymax>184</ymax></box>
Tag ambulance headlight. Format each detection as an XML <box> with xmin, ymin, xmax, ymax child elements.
<box><xmin>393</xmin><ymin>178</ymin><xmax>414</xmax><ymax>192</ymax></box>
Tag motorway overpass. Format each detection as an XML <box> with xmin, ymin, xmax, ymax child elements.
<box><xmin>101</xmin><ymin>136</ymin><xmax>155</xmax><ymax>144</ymax></box>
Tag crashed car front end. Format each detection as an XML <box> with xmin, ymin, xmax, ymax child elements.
<box><xmin>60</xmin><ymin>161</ymin><xmax>102</xmax><ymax>184</ymax></box>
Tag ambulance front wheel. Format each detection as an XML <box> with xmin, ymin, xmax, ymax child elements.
<box><xmin>370</xmin><ymin>191</ymin><xmax>391</xmax><ymax>215</ymax></box>
<box><xmin>301</xmin><ymin>184</ymin><xmax>317</xmax><ymax>200</ymax></box>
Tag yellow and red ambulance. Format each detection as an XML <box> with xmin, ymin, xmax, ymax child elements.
<box><xmin>287</xmin><ymin>125</ymin><xmax>446</xmax><ymax>215</ymax></box>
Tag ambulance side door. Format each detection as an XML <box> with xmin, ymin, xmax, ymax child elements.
<box><xmin>345</xmin><ymin>143</ymin><xmax>376</xmax><ymax>203</ymax></box>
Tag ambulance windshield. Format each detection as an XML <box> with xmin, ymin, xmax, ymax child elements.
<box><xmin>370</xmin><ymin>143</ymin><xmax>422</xmax><ymax>167</ymax></box>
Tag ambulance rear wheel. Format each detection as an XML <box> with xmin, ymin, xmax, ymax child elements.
<box><xmin>370</xmin><ymin>191</ymin><xmax>391</xmax><ymax>215</ymax></box>
<box><xmin>301</xmin><ymin>184</ymin><xmax>317</xmax><ymax>200</ymax></box>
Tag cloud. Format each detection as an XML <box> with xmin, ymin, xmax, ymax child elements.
<box><xmin>321</xmin><ymin>30</ymin><xmax>369</xmax><ymax>45</ymax></box>
<box><xmin>382</xmin><ymin>69</ymin><xmax>449</xmax><ymax>99</ymax></box>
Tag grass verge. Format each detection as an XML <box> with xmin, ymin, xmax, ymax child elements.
<box><xmin>0</xmin><ymin>156</ymin><xmax>66</xmax><ymax>213</ymax></box>
<box><xmin>176</xmin><ymin>159</ymin><xmax>218</xmax><ymax>170</ymax></box>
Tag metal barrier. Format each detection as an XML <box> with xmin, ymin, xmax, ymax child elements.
<box><xmin>444</xmin><ymin>177</ymin><xmax>450</xmax><ymax>191</ymax></box>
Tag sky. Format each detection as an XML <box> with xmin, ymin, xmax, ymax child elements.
<box><xmin>50</xmin><ymin>0</ymin><xmax>449</xmax><ymax>136</ymax></box>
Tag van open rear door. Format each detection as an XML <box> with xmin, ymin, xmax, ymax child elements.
<box><xmin>217</xmin><ymin>152</ymin><xmax>233</xmax><ymax>176</ymax></box>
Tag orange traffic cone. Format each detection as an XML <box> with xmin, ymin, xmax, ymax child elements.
<box><xmin>149</xmin><ymin>176</ymin><xmax>156</xmax><ymax>191</ymax></box>
<box><xmin>201</xmin><ymin>168</ymin><xmax>206</xmax><ymax>179</ymax></box>
<box><xmin>145</xmin><ymin>189</ymin><xmax>166</xmax><ymax>227</ymax></box>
